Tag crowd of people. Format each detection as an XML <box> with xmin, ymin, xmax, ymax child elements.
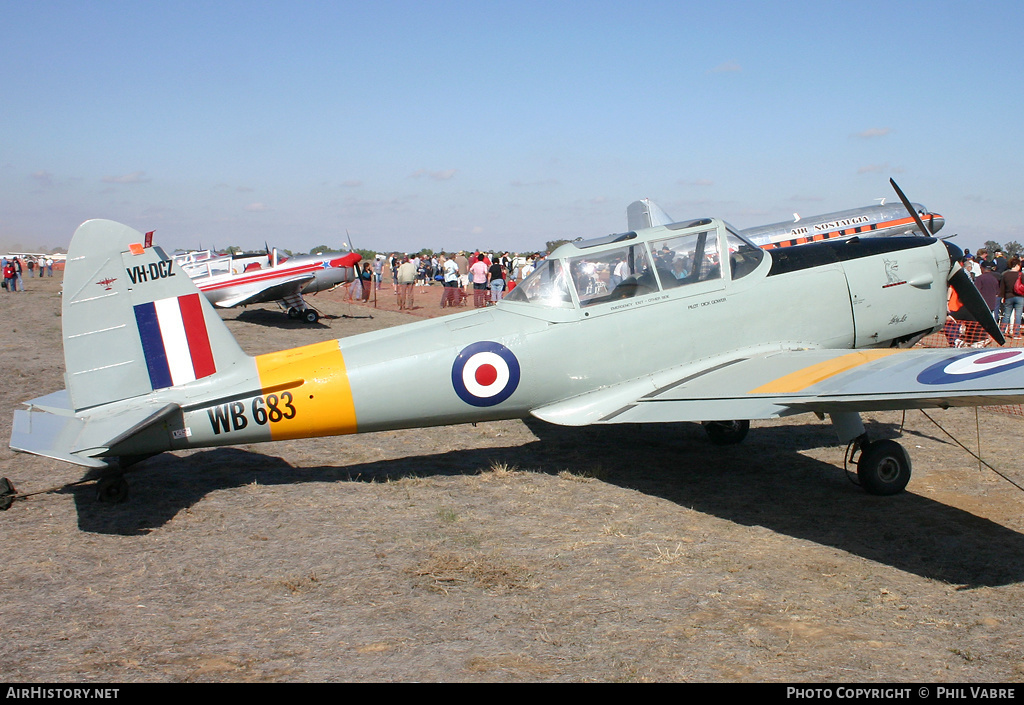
<box><xmin>947</xmin><ymin>247</ymin><xmax>1024</xmax><ymax>346</ymax></box>
<box><xmin>368</xmin><ymin>251</ymin><xmax>544</xmax><ymax>311</ymax></box>
<box><xmin>1</xmin><ymin>255</ymin><xmax>55</xmax><ymax>292</ymax></box>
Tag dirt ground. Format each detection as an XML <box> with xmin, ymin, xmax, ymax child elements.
<box><xmin>2</xmin><ymin>273</ymin><xmax>1024</xmax><ymax>683</ymax></box>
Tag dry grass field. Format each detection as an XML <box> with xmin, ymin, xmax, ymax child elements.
<box><xmin>2</xmin><ymin>273</ymin><xmax>1024</xmax><ymax>682</ymax></box>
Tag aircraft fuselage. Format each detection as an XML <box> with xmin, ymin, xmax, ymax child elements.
<box><xmin>114</xmin><ymin>220</ymin><xmax>951</xmax><ymax>458</ymax></box>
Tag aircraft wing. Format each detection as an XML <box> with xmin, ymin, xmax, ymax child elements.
<box><xmin>214</xmin><ymin>273</ymin><xmax>316</xmax><ymax>308</ymax></box>
<box><xmin>531</xmin><ymin>347</ymin><xmax>1024</xmax><ymax>426</ymax></box>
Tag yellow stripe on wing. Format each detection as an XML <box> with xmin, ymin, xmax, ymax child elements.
<box><xmin>748</xmin><ymin>349</ymin><xmax>903</xmax><ymax>395</ymax></box>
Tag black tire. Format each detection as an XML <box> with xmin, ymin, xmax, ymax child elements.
<box><xmin>287</xmin><ymin>307</ymin><xmax>301</xmax><ymax>319</ymax></box>
<box><xmin>303</xmin><ymin>309</ymin><xmax>320</xmax><ymax>324</ymax></box>
<box><xmin>0</xmin><ymin>477</ymin><xmax>16</xmax><ymax>511</ymax></box>
<box><xmin>703</xmin><ymin>419</ymin><xmax>750</xmax><ymax>446</ymax></box>
<box><xmin>96</xmin><ymin>475</ymin><xmax>129</xmax><ymax>503</ymax></box>
<box><xmin>857</xmin><ymin>439</ymin><xmax>911</xmax><ymax>495</ymax></box>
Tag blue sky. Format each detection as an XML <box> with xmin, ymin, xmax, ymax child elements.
<box><xmin>2</xmin><ymin>0</ymin><xmax>1022</xmax><ymax>254</ymax></box>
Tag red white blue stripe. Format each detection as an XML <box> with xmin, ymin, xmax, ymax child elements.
<box><xmin>134</xmin><ymin>293</ymin><xmax>216</xmax><ymax>390</ymax></box>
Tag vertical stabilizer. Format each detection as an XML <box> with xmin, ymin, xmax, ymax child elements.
<box><xmin>62</xmin><ymin>220</ymin><xmax>249</xmax><ymax>410</ymax></box>
<box><xmin>626</xmin><ymin>198</ymin><xmax>674</xmax><ymax>231</ymax></box>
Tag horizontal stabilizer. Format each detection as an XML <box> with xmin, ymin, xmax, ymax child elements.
<box><xmin>11</xmin><ymin>396</ymin><xmax>180</xmax><ymax>468</ymax></box>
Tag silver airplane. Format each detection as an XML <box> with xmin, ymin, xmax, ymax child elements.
<box><xmin>627</xmin><ymin>196</ymin><xmax>944</xmax><ymax>248</ymax></box>
<box><xmin>173</xmin><ymin>246</ymin><xmax>362</xmax><ymax>323</ymax></box>
<box><xmin>6</xmin><ymin>181</ymin><xmax>1019</xmax><ymax>506</ymax></box>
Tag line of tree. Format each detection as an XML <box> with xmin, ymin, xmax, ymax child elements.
<box><xmin>983</xmin><ymin>240</ymin><xmax>1024</xmax><ymax>259</ymax></box>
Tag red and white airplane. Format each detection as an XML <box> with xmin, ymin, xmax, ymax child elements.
<box><xmin>172</xmin><ymin>247</ymin><xmax>361</xmax><ymax>323</ymax></box>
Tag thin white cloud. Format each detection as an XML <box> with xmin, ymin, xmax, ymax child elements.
<box><xmin>342</xmin><ymin>180</ymin><xmax>363</xmax><ymax>188</ymax></box>
<box><xmin>857</xmin><ymin>163</ymin><xmax>904</xmax><ymax>174</ymax></box>
<box><xmin>854</xmin><ymin>127</ymin><xmax>891</xmax><ymax>139</ymax></box>
<box><xmin>410</xmin><ymin>169</ymin><xmax>457</xmax><ymax>181</ymax></box>
<box><xmin>788</xmin><ymin>194</ymin><xmax>825</xmax><ymax>202</ymax></box>
<box><xmin>709</xmin><ymin>61</ymin><xmax>741</xmax><ymax>73</ymax></box>
<box><xmin>102</xmin><ymin>171</ymin><xmax>150</xmax><ymax>184</ymax></box>
<box><xmin>510</xmin><ymin>178</ymin><xmax>559</xmax><ymax>188</ymax></box>
<box><xmin>31</xmin><ymin>171</ymin><xmax>54</xmax><ymax>188</ymax></box>
<box><xmin>244</xmin><ymin>202</ymin><xmax>269</xmax><ymax>212</ymax></box>
<box><xmin>676</xmin><ymin>178</ymin><xmax>714</xmax><ymax>187</ymax></box>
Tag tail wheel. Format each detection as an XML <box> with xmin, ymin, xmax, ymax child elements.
<box><xmin>703</xmin><ymin>419</ymin><xmax>750</xmax><ymax>446</ymax></box>
<box><xmin>856</xmin><ymin>439</ymin><xmax>911</xmax><ymax>495</ymax></box>
<box><xmin>96</xmin><ymin>475</ymin><xmax>129</xmax><ymax>503</ymax></box>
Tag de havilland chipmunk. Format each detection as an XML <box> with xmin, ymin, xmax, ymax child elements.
<box><xmin>6</xmin><ymin>180</ymin><xmax>1022</xmax><ymax>505</ymax></box>
<box><xmin>172</xmin><ymin>245</ymin><xmax>362</xmax><ymax>323</ymax></box>
<box><xmin>627</xmin><ymin>194</ymin><xmax>944</xmax><ymax>248</ymax></box>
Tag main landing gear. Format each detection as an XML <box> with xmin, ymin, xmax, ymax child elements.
<box><xmin>701</xmin><ymin>412</ymin><xmax>913</xmax><ymax>496</ymax></box>
<box><xmin>702</xmin><ymin>419</ymin><xmax>750</xmax><ymax>446</ymax></box>
<box><xmin>287</xmin><ymin>306</ymin><xmax>320</xmax><ymax>323</ymax></box>
<box><xmin>849</xmin><ymin>436</ymin><xmax>912</xmax><ymax>496</ymax></box>
<box><xmin>833</xmin><ymin>412</ymin><xmax>911</xmax><ymax>496</ymax></box>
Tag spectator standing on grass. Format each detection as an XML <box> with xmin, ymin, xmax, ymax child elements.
<box><xmin>998</xmin><ymin>257</ymin><xmax>1024</xmax><ymax>339</ymax></box>
<box><xmin>963</xmin><ymin>255</ymin><xmax>981</xmax><ymax>280</ymax></box>
<box><xmin>470</xmin><ymin>256</ymin><xmax>489</xmax><ymax>307</ymax></box>
<box><xmin>397</xmin><ymin>256</ymin><xmax>417</xmax><ymax>310</ymax></box>
<box><xmin>3</xmin><ymin>260</ymin><xmax>15</xmax><ymax>292</ymax></box>
<box><xmin>440</xmin><ymin>254</ymin><xmax>459</xmax><ymax>308</ymax></box>
<box><xmin>455</xmin><ymin>251</ymin><xmax>469</xmax><ymax>294</ymax></box>
<box><xmin>975</xmin><ymin>260</ymin><xmax>1001</xmax><ymax>322</ymax></box>
<box><xmin>995</xmin><ymin>250</ymin><xmax>1009</xmax><ymax>274</ymax></box>
<box><xmin>346</xmin><ymin>269</ymin><xmax>362</xmax><ymax>302</ymax></box>
<box><xmin>488</xmin><ymin>258</ymin><xmax>505</xmax><ymax>303</ymax></box>
<box><xmin>359</xmin><ymin>261</ymin><xmax>373</xmax><ymax>302</ymax></box>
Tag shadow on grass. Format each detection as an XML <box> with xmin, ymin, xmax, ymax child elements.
<box><xmin>69</xmin><ymin>418</ymin><xmax>1024</xmax><ymax>588</ymax></box>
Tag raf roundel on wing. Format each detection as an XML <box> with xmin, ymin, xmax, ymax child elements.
<box><xmin>451</xmin><ymin>341</ymin><xmax>521</xmax><ymax>407</ymax></box>
<box><xmin>917</xmin><ymin>350</ymin><xmax>1024</xmax><ymax>385</ymax></box>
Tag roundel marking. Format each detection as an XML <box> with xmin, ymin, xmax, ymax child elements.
<box><xmin>452</xmin><ymin>341</ymin><xmax>521</xmax><ymax>407</ymax></box>
<box><xmin>917</xmin><ymin>349</ymin><xmax>1024</xmax><ymax>385</ymax></box>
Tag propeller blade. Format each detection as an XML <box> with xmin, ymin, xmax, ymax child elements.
<box><xmin>949</xmin><ymin>267</ymin><xmax>1005</xmax><ymax>345</ymax></box>
<box><xmin>894</xmin><ymin>180</ymin><xmax>1005</xmax><ymax>346</ymax></box>
<box><xmin>890</xmin><ymin>178</ymin><xmax>935</xmax><ymax>238</ymax></box>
